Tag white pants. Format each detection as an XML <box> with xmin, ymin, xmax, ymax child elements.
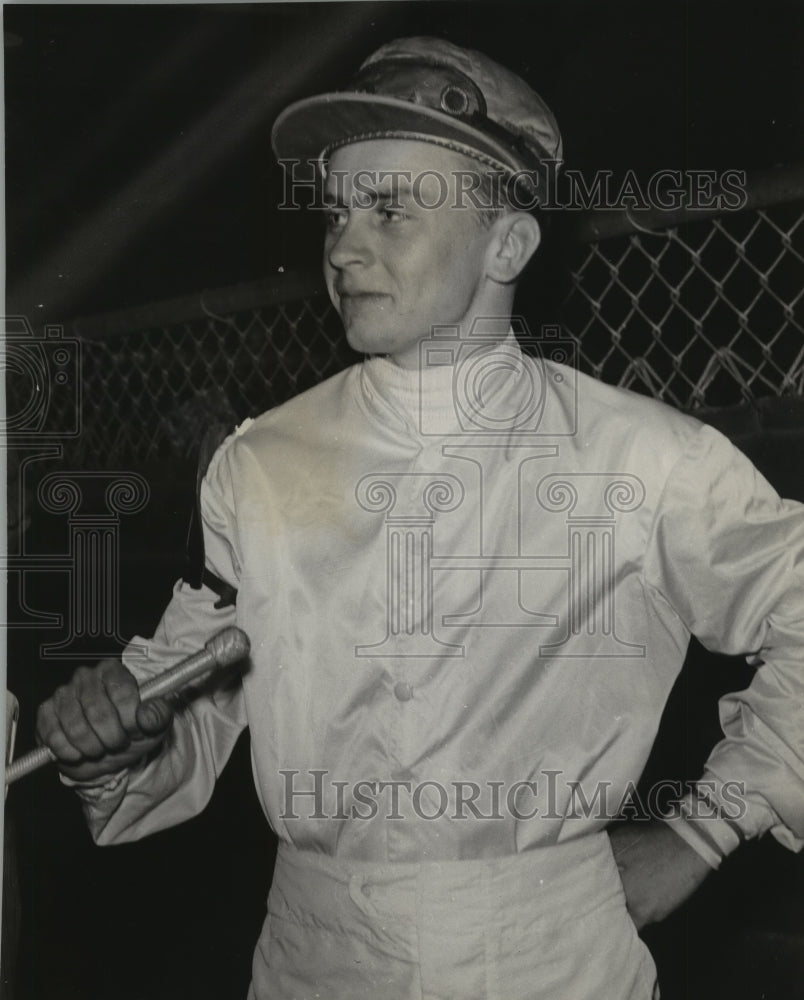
<box><xmin>249</xmin><ymin>835</ymin><xmax>659</xmax><ymax>1000</ymax></box>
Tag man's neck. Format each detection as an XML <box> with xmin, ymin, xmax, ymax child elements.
<box><xmin>387</xmin><ymin>317</ymin><xmax>514</xmax><ymax>370</ymax></box>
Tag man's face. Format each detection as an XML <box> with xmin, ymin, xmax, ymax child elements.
<box><xmin>322</xmin><ymin>139</ymin><xmax>492</xmax><ymax>369</ymax></box>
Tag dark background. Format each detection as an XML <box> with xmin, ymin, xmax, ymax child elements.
<box><xmin>5</xmin><ymin>0</ymin><xmax>804</xmax><ymax>323</ymax></box>
<box><xmin>3</xmin><ymin>3</ymin><xmax>804</xmax><ymax>999</ymax></box>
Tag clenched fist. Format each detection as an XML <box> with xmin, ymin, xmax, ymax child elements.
<box><xmin>36</xmin><ymin>659</ymin><xmax>174</xmax><ymax>782</ymax></box>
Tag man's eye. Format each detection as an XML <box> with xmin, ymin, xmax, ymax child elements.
<box><xmin>324</xmin><ymin>208</ymin><xmax>347</xmax><ymax>229</ymax></box>
<box><xmin>382</xmin><ymin>207</ymin><xmax>406</xmax><ymax>223</ymax></box>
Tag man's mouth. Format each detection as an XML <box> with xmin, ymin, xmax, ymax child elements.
<box><xmin>338</xmin><ymin>291</ymin><xmax>390</xmax><ymax>309</ymax></box>
<box><xmin>336</xmin><ymin>284</ymin><xmax>386</xmax><ymax>298</ymax></box>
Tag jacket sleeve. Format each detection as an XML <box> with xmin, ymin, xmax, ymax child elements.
<box><xmin>69</xmin><ymin>423</ymin><xmax>253</xmax><ymax>845</ymax></box>
<box><xmin>644</xmin><ymin>421</ymin><xmax>804</xmax><ymax>861</ymax></box>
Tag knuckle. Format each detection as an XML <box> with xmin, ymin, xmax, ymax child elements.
<box><xmin>85</xmin><ymin>711</ymin><xmax>125</xmax><ymax>748</ymax></box>
<box><xmin>60</xmin><ymin>704</ymin><xmax>90</xmax><ymax>739</ymax></box>
<box><xmin>80</xmin><ymin>693</ymin><xmax>114</xmax><ymax>722</ymax></box>
<box><xmin>98</xmin><ymin>658</ymin><xmax>125</xmax><ymax>681</ymax></box>
<box><xmin>52</xmin><ymin>692</ymin><xmax>82</xmax><ymax>730</ymax></box>
<box><xmin>112</xmin><ymin>682</ymin><xmax>139</xmax><ymax>709</ymax></box>
<box><xmin>104</xmin><ymin>662</ymin><xmax>138</xmax><ymax>695</ymax></box>
<box><xmin>52</xmin><ymin>683</ymin><xmax>73</xmax><ymax>709</ymax></box>
<box><xmin>35</xmin><ymin>701</ymin><xmax>53</xmax><ymax>730</ymax></box>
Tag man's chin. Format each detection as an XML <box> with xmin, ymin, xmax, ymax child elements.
<box><xmin>344</xmin><ymin>325</ymin><xmax>382</xmax><ymax>356</ymax></box>
<box><xmin>343</xmin><ymin>327</ymin><xmax>431</xmax><ymax>367</ymax></box>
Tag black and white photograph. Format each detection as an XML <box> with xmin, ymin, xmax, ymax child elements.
<box><xmin>2</xmin><ymin>2</ymin><xmax>803</xmax><ymax>998</ymax></box>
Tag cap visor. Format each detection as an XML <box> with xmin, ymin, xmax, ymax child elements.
<box><xmin>271</xmin><ymin>92</ymin><xmax>523</xmax><ymax>174</ymax></box>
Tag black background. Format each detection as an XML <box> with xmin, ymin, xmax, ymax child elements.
<box><xmin>5</xmin><ymin>1</ymin><xmax>804</xmax><ymax>322</ymax></box>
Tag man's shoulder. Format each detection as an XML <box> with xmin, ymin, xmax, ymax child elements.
<box><xmin>570</xmin><ymin>364</ymin><xmax>704</xmax><ymax>446</ymax></box>
<box><xmin>545</xmin><ymin>362</ymin><xmax>715</xmax><ymax>484</ymax></box>
<box><xmin>240</xmin><ymin>362</ymin><xmax>363</xmax><ymax>443</ymax></box>
<box><xmin>199</xmin><ymin>363</ymin><xmax>363</xmax><ymax>482</ymax></box>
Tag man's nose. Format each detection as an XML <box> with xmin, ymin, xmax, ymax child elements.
<box><xmin>327</xmin><ymin>215</ymin><xmax>372</xmax><ymax>270</ymax></box>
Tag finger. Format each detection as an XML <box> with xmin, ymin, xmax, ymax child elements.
<box><xmin>73</xmin><ymin>665</ymin><xmax>132</xmax><ymax>753</ymax></box>
<box><xmin>80</xmin><ymin>693</ymin><xmax>131</xmax><ymax>754</ymax></box>
<box><xmin>52</xmin><ymin>680</ymin><xmax>107</xmax><ymax>760</ymax></box>
<box><xmin>35</xmin><ymin>701</ymin><xmax>83</xmax><ymax>764</ymax></box>
<box><xmin>97</xmin><ymin>660</ymin><xmax>142</xmax><ymax>738</ymax></box>
<box><xmin>135</xmin><ymin>697</ymin><xmax>173</xmax><ymax>736</ymax></box>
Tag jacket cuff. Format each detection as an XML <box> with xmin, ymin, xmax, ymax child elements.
<box><xmin>60</xmin><ymin>767</ymin><xmax>129</xmax><ymax>801</ymax></box>
<box><xmin>661</xmin><ymin>786</ymin><xmax>743</xmax><ymax>869</ymax></box>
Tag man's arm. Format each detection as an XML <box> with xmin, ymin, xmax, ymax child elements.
<box><xmin>609</xmin><ymin>820</ymin><xmax>713</xmax><ymax>929</ymax></box>
<box><xmin>37</xmin><ymin>425</ymin><xmax>250</xmax><ymax>844</ymax></box>
<box><xmin>619</xmin><ymin>421</ymin><xmax>804</xmax><ymax>925</ymax></box>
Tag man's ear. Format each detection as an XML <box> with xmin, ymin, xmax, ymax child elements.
<box><xmin>486</xmin><ymin>212</ymin><xmax>541</xmax><ymax>284</ymax></box>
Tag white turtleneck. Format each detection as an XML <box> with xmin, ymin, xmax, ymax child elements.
<box><xmin>359</xmin><ymin>329</ymin><xmax>529</xmax><ymax>436</ymax></box>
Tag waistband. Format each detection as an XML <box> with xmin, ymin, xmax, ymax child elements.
<box><xmin>271</xmin><ymin>832</ymin><xmax>624</xmax><ymax>933</ymax></box>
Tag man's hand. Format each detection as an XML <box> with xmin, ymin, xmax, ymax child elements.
<box><xmin>36</xmin><ymin>659</ymin><xmax>174</xmax><ymax>783</ymax></box>
<box><xmin>609</xmin><ymin>819</ymin><xmax>713</xmax><ymax>929</ymax></box>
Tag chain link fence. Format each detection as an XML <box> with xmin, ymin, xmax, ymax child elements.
<box><xmin>563</xmin><ymin>198</ymin><xmax>804</xmax><ymax>409</ymax></box>
<box><xmin>69</xmin><ymin>284</ymin><xmax>355</xmax><ymax>465</ymax></box>
<box><xmin>7</xmin><ymin>169</ymin><xmax>804</xmax><ymax>469</ymax></box>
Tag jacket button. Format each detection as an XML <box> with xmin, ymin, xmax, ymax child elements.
<box><xmin>393</xmin><ymin>681</ymin><xmax>413</xmax><ymax>702</ymax></box>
